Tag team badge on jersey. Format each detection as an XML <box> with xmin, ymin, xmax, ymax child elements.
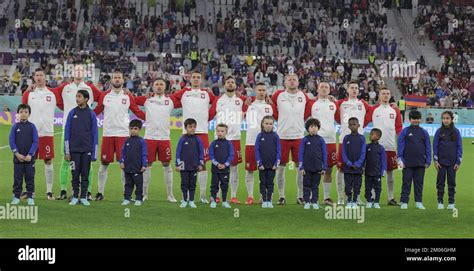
<box><xmin>122</xmin><ymin>99</ymin><xmax>127</xmax><ymax>104</ymax></box>
<box><xmin>298</xmin><ymin>97</ymin><xmax>303</xmax><ymax>102</ymax></box>
<box><xmin>46</xmin><ymin>96</ymin><xmax>51</xmax><ymax>102</ymax></box>
<box><xmin>265</xmin><ymin>108</ymin><xmax>270</xmax><ymax>113</ymax></box>
<box><xmin>329</xmin><ymin>105</ymin><xmax>334</xmax><ymax>110</ymax></box>
<box><xmin>390</xmin><ymin>113</ymin><xmax>395</xmax><ymax>119</ymax></box>
<box><xmin>235</xmin><ymin>100</ymin><xmax>240</xmax><ymax>105</ymax></box>
<box><xmin>201</xmin><ymin>93</ymin><xmax>206</xmax><ymax>99</ymax></box>
<box><xmin>358</xmin><ymin>105</ymin><xmax>362</xmax><ymax>110</ymax></box>
<box><xmin>165</xmin><ymin>100</ymin><xmax>169</xmax><ymax>105</ymax></box>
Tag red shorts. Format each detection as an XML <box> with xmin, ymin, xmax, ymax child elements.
<box><xmin>326</xmin><ymin>143</ymin><xmax>337</xmax><ymax>167</ymax></box>
<box><xmin>196</xmin><ymin>133</ymin><xmax>210</xmax><ymax>162</ymax></box>
<box><xmin>336</xmin><ymin>143</ymin><xmax>344</xmax><ymax>169</ymax></box>
<box><xmin>280</xmin><ymin>139</ymin><xmax>302</xmax><ymax>164</ymax></box>
<box><xmin>146</xmin><ymin>139</ymin><xmax>172</xmax><ymax>163</ymax></box>
<box><xmin>230</xmin><ymin>140</ymin><xmax>242</xmax><ymax>166</ymax></box>
<box><xmin>386</xmin><ymin>151</ymin><xmax>398</xmax><ymax>171</ymax></box>
<box><xmin>245</xmin><ymin>145</ymin><xmax>257</xmax><ymax>171</ymax></box>
<box><xmin>101</xmin><ymin>137</ymin><xmax>127</xmax><ymax>163</ymax></box>
<box><xmin>36</xmin><ymin>136</ymin><xmax>54</xmax><ymax>160</ymax></box>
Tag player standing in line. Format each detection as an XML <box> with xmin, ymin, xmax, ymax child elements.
<box><xmin>244</xmin><ymin>82</ymin><xmax>273</xmax><ymax>204</ymax></box>
<box><xmin>54</xmin><ymin>72</ymin><xmax>102</xmax><ymax>201</ymax></box>
<box><xmin>171</xmin><ymin>71</ymin><xmax>216</xmax><ymax>203</ymax></box>
<box><xmin>307</xmin><ymin>81</ymin><xmax>338</xmax><ymax>205</ymax></box>
<box><xmin>135</xmin><ymin>78</ymin><xmax>179</xmax><ymax>203</ymax></box>
<box><xmin>92</xmin><ymin>70</ymin><xmax>145</xmax><ymax>201</ymax></box>
<box><xmin>364</xmin><ymin>87</ymin><xmax>402</xmax><ymax>206</ymax></box>
<box><xmin>208</xmin><ymin>76</ymin><xmax>247</xmax><ymax>204</ymax></box>
<box><xmin>334</xmin><ymin>81</ymin><xmax>371</xmax><ymax>205</ymax></box>
<box><xmin>271</xmin><ymin>73</ymin><xmax>312</xmax><ymax>205</ymax></box>
<box><xmin>22</xmin><ymin>68</ymin><xmax>62</xmax><ymax>200</ymax></box>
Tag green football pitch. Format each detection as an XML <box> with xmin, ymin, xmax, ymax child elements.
<box><xmin>0</xmin><ymin>125</ymin><xmax>472</xmax><ymax>238</ymax></box>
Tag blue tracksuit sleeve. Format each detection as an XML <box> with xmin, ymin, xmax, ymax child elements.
<box><xmin>196</xmin><ymin>137</ymin><xmax>205</xmax><ymax>166</ymax></box>
<box><xmin>120</xmin><ymin>140</ymin><xmax>127</xmax><ymax>163</ymax></box>
<box><xmin>424</xmin><ymin>129</ymin><xmax>431</xmax><ymax>166</ymax></box>
<box><xmin>255</xmin><ymin>133</ymin><xmax>262</xmax><ymax>167</ymax></box>
<box><xmin>321</xmin><ymin>137</ymin><xmax>328</xmax><ymax>171</ymax></box>
<box><xmin>456</xmin><ymin>129</ymin><xmax>462</xmax><ymax>165</ymax></box>
<box><xmin>433</xmin><ymin>129</ymin><xmax>440</xmax><ymax>162</ymax></box>
<box><xmin>298</xmin><ymin>137</ymin><xmax>306</xmax><ymax>170</ymax></box>
<box><xmin>209</xmin><ymin>141</ymin><xmax>218</xmax><ymax>166</ymax></box>
<box><xmin>64</xmin><ymin>109</ymin><xmax>74</xmax><ymax>155</ymax></box>
<box><xmin>29</xmin><ymin>124</ymin><xmax>39</xmax><ymax>156</ymax></box>
<box><xmin>274</xmin><ymin>133</ymin><xmax>281</xmax><ymax>167</ymax></box>
<box><xmin>354</xmin><ymin>135</ymin><xmax>366</xmax><ymax>168</ymax></box>
<box><xmin>141</xmin><ymin>138</ymin><xmax>148</xmax><ymax>168</ymax></box>
<box><xmin>9</xmin><ymin>123</ymin><xmax>18</xmax><ymax>153</ymax></box>
<box><xmin>381</xmin><ymin>145</ymin><xmax>387</xmax><ymax>177</ymax></box>
<box><xmin>225</xmin><ymin>141</ymin><xmax>234</xmax><ymax>167</ymax></box>
<box><xmin>397</xmin><ymin>128</ymin><xmax>407</xmax><ymax>164</ymax></box>
<box><xmin>342</xmin><ymin>136</ymin><xmax>352</xmax><ymax>167</ymax></box>
<box><xmin>175</xmin><ymin>137</ymin><xmax>184</xmax><ymax>166</ymax></box>
<box><xmin>91</xmin><ymin>110</ymin><xmax>98</xmax><ymax>161</ymax></box>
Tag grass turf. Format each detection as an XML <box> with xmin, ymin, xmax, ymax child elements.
<box><xmin>0</xmin><ymin>125</ymin><xmax>472</xmax><ymax>238</ymax></box>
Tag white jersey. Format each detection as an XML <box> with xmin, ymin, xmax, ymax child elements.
<box><xmin>310</xmin><ymin>98</ymin><xmax>337</xmax><ymax>144</ymax></box>
<box><xmin>94</xmin><ymin>90</ymin><xmax>145</xmax><ymax>137</ymax></box>
<box><xmin>22</xmin><ymin>87</ymin><xmax>57</xmax><ymax>137</ymax></box>
<box><xmin>272</xmin><ymin>90</ymin><xmax>310</xmax><ymax>140</ymax></box>
<box><xmin>245</xmin><ymin>100</ymin><xmax>273</xmax><ymax>146</ymax></box>
<box><xmin>56</xmin><ymin>81</ymin><xmax>99</xmax><ymax>128</ymax></box>
<box><xmin>368</xmin><ymin>104</ymin><xmax>402</xmax><ymax>152</ymax></box>
<box><xmin>136</xmin><ymin>95</ymin><xmax>176</xmax><ymax>140</ymax></box>
<box><xmin>172</xmin><ymin>87</ymin><xmax>216</xmax><ymax>134</ymax></box>
<box><xmin>336</xmin><ymin>98</ymin><xmax>370</xmax><ymax>143</ymax></box>
<box><xmin>210</xmin><ymin>94</ymin><xmax>246</xmax><ymax>141</ymax></box>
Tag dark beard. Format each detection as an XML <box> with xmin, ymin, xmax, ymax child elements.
<box><xmin>112</xmin><ymin>83</ymin><xmax>122</xmax><ymax>89</ymax></box>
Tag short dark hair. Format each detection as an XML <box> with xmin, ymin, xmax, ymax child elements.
<box><xmin>409</xmin><ymin>110</ymin><xmax>422</xmax><ymax>120</ymax></box>
<box><xmin>225</xmin><ymin>75</ymin><xmax>235</xmax><ymax>82</ymax></box>
<box><xmin>184</xmin><ymin>118</ymin><xmax>197</xmax><ymax>128</ymax></box>
<box><xmin>216</xmin><ymin>123</ymin><xmax>228</xmax><ymax>131</ymax></box>
<box><xmin>129</xmin><ymin>119</ymin><xmax>143</xmax><ymax>129</ymax></box>
<box><xmin>17</xmin><ymin>104</ymin><xmax>31</xmax><ymax>114</ymax></box>
<box><xmin>33</xmin><ymin>68</ymin><xmax>44</xmax><ymax>76</ymax></box>
<box><xmin>348</xmin><ymin>117</ymin><xmax>359</xmax><ymax>124</ymax></box>
<box><xmin>77</xmin><ymin>89</ymin><xmax>90</xmax><ymax>100</ymax></box>
<box><xmin>348</xmin><ymin>80</ymin><xmax>359</xmax><ymax>86</ymax></box>
<box><xmin>256</xmin><ymin>82</ymin><xmax>266</xmax><ymax>87</ymax></box>
<box><xmin>370</xmin><ymin>128</ymin><xmax>382</xmax><ymax>138</ymax></box>
<box><xmin>154</xmin><ymin>77</ymin><xmax>166</xmax><ymax>84</ymax></box>
<box><xmin>305</xmin><ymin>118</ymin><xmax>321</xmax><ymax>131</ymax></box>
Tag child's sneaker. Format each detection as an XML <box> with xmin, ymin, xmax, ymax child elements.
<box><xmin>80</xmin><ymin>198</ymin><xmax>90</xmax><ymax>206</ymax></box>
<box><xmin>438</xmin><ymin>203</ymin><xmax>444</xmax><ymax>209</ymax></box>
<box><xmin>189</xmin><ymin>201</ymin><xmax>197</xmax><ymax>208</ymax></box>
<box><xmin>366</xmin><ymin>202</ymin><xmax>373</xmax><ymax>208</ymax></box>
<box><xmin>415</xmin><ymin>202</ymin><xmax>425</xmax><ymax>210</ymax></box>
<box><xmin>373</xmin><ymin>203</ymin><xmax>381</xmax><ymax>209</ymax></box>
<box><xmin>210</xmin><ymin>201</ymin><xmax>217</xmax><ymax>208</ymax></box>
<box><xmin>447</xmin><ymin>204</ymin><xmax>455</xmax><ymax>210</ymax></box>
<box><xmin>134</xmin><ymin>200</ymin><xmax>142</xmax><ymax>206</ymax></box>
<box><xmin>352</xmin><ymin>203</ymin><xmax>359</xmax><ymax>209</ymax></box>
<box><xmin>179</xmin><ymin>201</ymin><xmax>188</xmax><ymax>208</ymax></box>
<box><xmin>312</xmin><ymin>203</ymin><xmax>319</xmax><ymax>209</ymax></box>
<box><xmin>304</xmin><ymin>203</ymin><xmax>310</xmax><ymax>209</ymax></box>
<box><xmin>69</xmin><ymin>197</ymin><xmax>79</xmax><ymax>205</ymax></box>
<box><xmin>222</xmin><ymin>202</ymin><xmax>231</xmax><ymax>208</ymax></box>
<box><xmin>262</xmin><ymin>202</ymin><xmax>268</xmax><ymax>208</ymax></box>
<box><xmin>27</xmin><ymin>198</ymin><xmax>35</xmax><ymax>206</ymax></box>
<box><xmin>11</xmin><ymin>197</ymin><xmax>20</xmax><ymax>205</ymax></box>
<box><xmin>400</xmin><ymin>203</ymin><xmax>408</xmax><ymax>209</ymax></box>
<box><xmin>267</xmin><ymin>202</ymin><xmax>274</xmax><ymax>208</ymax></box>
<box><xmin>121</xmin><ymin>200</ymin><xmax>131</xmax><ymax>206</ymax></box>
<box><xmin>346</xmin><ymin>202</ymin><xmax>352</xmax><ymax>208</ymax></box>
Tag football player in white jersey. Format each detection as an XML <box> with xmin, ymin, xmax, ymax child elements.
<box><xmin>22</xmin><ymin>68</ymin><xmax>62</xmax><ymax>200</ymax></box>
<box><xmin>364</xmin><ymin>87</ymin><xmax>403</xmax><ymax>205</ymax></box>
<box><xmin>209</xmin><ymin>76</ymin><xmax>248</xmax><ymax>204</ymax></box>
<box><xmin>271</xmin><ymin>74</ymin><xmax>312</xmax><ymax>205</ymax></box>
<box><xmin>307</xmin><ymin>81</ymin><xmax>338</xmax><ymax>205</ymax></box>
<box><xmin>135</xmin><ymin>78</ymin><xmax>179</xmax><ymax>203</ymax></box>
<box><xmin>171</xmin><ymin>71</ymin><xmax>216</xmax><ymax>203</ymax></box>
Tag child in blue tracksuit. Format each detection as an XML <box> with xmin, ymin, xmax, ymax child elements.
<box><xmin>433</xmin><ymin>111</ymin><xmax>462</xmax><ymax>210</ymax></box>
<box><xmin>398</xmin><ymin>110</ymin><xmax>431</xmax><ymax>210</ymax></box>
<box><xmin>364</xmin><ymin>128</ymin><xmax>387</xmax><ymax>209</ymax></box>
<box><xmin>209</xmin><ymin>123</ymin><xmax>234</xmax><ymax>209</ymax></box>
<box><xmin>342</xmin><ymin>117</ymin><xmax>366</xmax><ymax>209</ymax></box>
<box><xmin>176</xmin><ymin>118</ymin><xmax>204</xmax><ymax>208</ymax></box>
<box><xmin>9</xmin><ymin>104</ymin><xmax>38</xmax><ymax>206</ymax></box>
<box><xmin>64</xmin><ymin>90</ymin><xmax>98</xmax><ymax>206</ymax></box>
<box><xmin>120</xmin><ymin>119</ymin><xmax>148</xmax><ymax>206</ymax></box>
<box><xmin>255</xmin><ymin>115</ymin><xmax>281</xmax><ymax>208</ymax></box>
<box><xmin>298</xmin><ymin>118</ymin><xmax>327</xmax><ymax>210</ymax></box>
